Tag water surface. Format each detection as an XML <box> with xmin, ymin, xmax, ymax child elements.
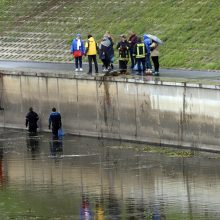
<box><xmin>0</xmin><ymin>128</ymin><xmax>220</xmax><ymax>219</ymax></box>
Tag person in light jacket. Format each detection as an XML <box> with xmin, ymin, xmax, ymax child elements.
<box><xmin>99</xmin><ymin>36</ymin><xmax>112</xmax><ymax>72</ymax></box>
<box><xmin>104</xmin><ymin>31</ymin><xmax>115</xmax><ymax>70</ymax></box>
<box><xmin>150</xmin><ymin>40</ymin><xmax>160</xmax><ymax>76</ymax></box>
<box><xmin>70</xmin><ymin>33</ymin><xmax>85</xmax><ymax>72</ymax></box>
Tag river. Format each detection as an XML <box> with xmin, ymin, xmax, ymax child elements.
<box><xmin>0</xmin><ymin>128</ymin><xmax>220</xmax><ymax>219</ymax></box>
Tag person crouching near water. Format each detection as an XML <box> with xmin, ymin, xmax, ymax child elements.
<box><xmin>48</xmin><ymin>107</ymin><xmax>62</xmax><ymax>138</ymax></box>
<box><xmin>70</xmin><ymin>33</ymin><xmax>85</xmax><ymax>72</ymax></box>
<box><xmin>116</xmin><ymin>35</ymin><xmax>130</xmax><ymax>74</ymax></box>
<box><xmin>99</xmin><ymin>36</ymin><xmax>112</xmax><ymax>72</ymax></box>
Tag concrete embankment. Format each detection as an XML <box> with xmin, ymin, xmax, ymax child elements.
<box><xmin>0</xmin><ymin>69</ymin><xmax>220</xmax><ymax>151</ymax></box>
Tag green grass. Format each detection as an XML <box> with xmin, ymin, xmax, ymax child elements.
<box><xmin>110</xmin><ymin>144</ymin><xmax>199</xmax><ymax>158</ymax></box>
<box><xmin>0</xmin><ymin>0</ymin><xmax>219</xmax><ymax>70</ymax></box>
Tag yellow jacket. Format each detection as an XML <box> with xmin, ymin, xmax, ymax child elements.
<box><xmin>85</xmin><ymin>37</ymin><xmax>98</xmax><ymax>55</ymax></box>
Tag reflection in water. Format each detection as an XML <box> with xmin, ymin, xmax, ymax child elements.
<box><xmin>80</xmin><ymin>195</ymin><xmax>92</xmax><ymax>220</ymax></box>
<box><xmin>107</xmin><ymin>192</ymin><xmax>121</xmax><ymax>219</ymax></box>
<box><xmin>0</xmin><ymin>147</ymin><xmax>4</xmax><ymax>187</ymax></box>
<box><xmin>0</xmin><ymin>129</ymin><xmax>220</xmax><ymax>219</ymax></box>
<box><xmin>95</xmin><ymin>199</ymin><xmax>104</xmax><ymax>220</ymax></box>
<box><xmin>126</xmin><ymin>197</ymin><xmax>136</xmax><ymax>219</ymax></box>
<box><xmin>26</xmin><ymin>132</ymin><xmax>39</xmax><ymax>159</ymax></box>
<box><xmin>49</xmin><ymin>137</ymin><xmax>63</xmax><ymax>158</ymax></box>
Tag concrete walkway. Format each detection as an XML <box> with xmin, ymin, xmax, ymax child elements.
<box><xmin>0</xmin><ymin>60</ymin><xmax>220</xmax><ymax>81</ymax></box>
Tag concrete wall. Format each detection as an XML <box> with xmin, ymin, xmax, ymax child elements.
<box><xmin>1</xmin><ymin>71</ymin><xmax>220</xmax><ymax>151</ymax></box>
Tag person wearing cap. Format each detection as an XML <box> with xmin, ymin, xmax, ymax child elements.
<box><xmin>85</xmin><ymin>34</ymin><xmax>99</xmax><ymax>74</ymax></box>
<box><xmin>70</xmin><ymin>33</ymin><xmax>85</xmax><ymax>72</ymax></box>
<box><xmin>48</xmin><ymin>107</ymin><xmax>62</xmax><ymax>138</ymax></box>
<box><xmin>25</xmin><ymin>107</ymin><xmax>39</xmax><ymax>133</ymax></box>
<box><xmin>116</xmin><ymin>35</ymin><xmax>130</xmax><ymax>74</ymax></box>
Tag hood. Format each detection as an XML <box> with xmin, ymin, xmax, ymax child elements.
<box><xmin>143</xmin><ymin>34</ymin><xmax>152</xmax><ymax>44</ymax></box>
<box><xmin>143</xmin><ymin>34</ymin><xmax>149</xmax><ymax>40</ymax></box>
<box><xmin>101</xmin><ymin>36</ymin><xmax>111</xmax><ymax>47</ymax></box>
<box><xmin>88</xmin><ymin>37</ymin><xmax>95</xmax><ymax>42</ymax></box>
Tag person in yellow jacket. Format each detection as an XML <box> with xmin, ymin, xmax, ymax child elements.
<box><xmin>85</xmin><ymin>34</ymin><xmax>99</xmax><ymax>74</ymax></box>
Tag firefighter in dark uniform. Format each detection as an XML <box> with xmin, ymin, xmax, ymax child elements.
<box><xmin>116</xmin><ymin>35</ymin><xmax>130</xmax><ymax>74</ymax></box>
<box><xmin>133</xmin><ymin>37</ymin><xmax>147</xmax><ymax>75</ymax></box>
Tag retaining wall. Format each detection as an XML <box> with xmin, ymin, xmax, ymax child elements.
<box><xmin>0</xmin><ymin>70</ymin><xmax>220</xmax><ymax>151</ymax></box>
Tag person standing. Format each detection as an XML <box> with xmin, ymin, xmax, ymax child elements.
<box><xmin>70</xmin><ymin>33</ymin><xmax>85</xmax><ymax>72</ymax></box>
<box><xmin>25</xmin><ymin>107</ymin><xmax>39</xmax><ymax>133</ymax></box>
<box><xmin>99</xmin><ymin>36</ymin><xmax>112</xmax><ymax>72</ymax></box>
<box><xmin>150</xmin><ymin>40</ymin><xmax>160</xmax><ymax>76</ymax></box>
<box><xmin>128</xmin><ymin>31</ymin><xmax>138</xmax><ymax>69</ymax></box>
<box><xmin>48</xmin><ymin>107</ymin><xmax>62</xmax><ymax>138</ymax></box>
<box><xmin>143</xmin><ymin>34</ymin><xmax>152</xmax><ymax>72</ymax></box>
<box><xmin>133</xmin><ymin>37</ymin><xmax>147</xmax><ymax>75</ymax></box>
<box><xmin>104</xmin><ymin>31</ymin><xmax>115</xmax><ymax>70</ymax></box>
<box><xmin>116</xmin><ymin>35</ymin><xmax>130</xmax><ymax>74</ymax></box>
<box><xmin>85</xmin><ymin>34</ymin><xmax>99</xmax><ymax>75</ymax></box>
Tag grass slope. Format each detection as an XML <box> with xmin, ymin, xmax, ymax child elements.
<box><xmin>0</xmin><ymin>0</ymin><xmax>219</xmax><ymax>70</ymax></box>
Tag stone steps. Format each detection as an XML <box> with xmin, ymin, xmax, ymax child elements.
<box><xmin>0</xmin><ymin>0</ymin><xmax>99</xmax><ymax>62</ymax></box>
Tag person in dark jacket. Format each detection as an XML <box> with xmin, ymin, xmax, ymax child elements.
<box><xmin>128</xmin><ymin>31</ymin><xmax>138</xmax><ymax>69</ymax></box>
<box><xmin>104</xmin><ymin>31</ymin><xmax>115</xmax><ymax>69</ymax></box>
<box><xmin>133</xmin><ymin>37</ymin><xmax>147</xmax><ymax>75</ymax></box>
<box><xmin>48</xmin><ymin>107</ymin><xmax>62</xmax><ymax>138</ymax></box>
<box><xmin>25</xmin><ymin>107</ymin><xmax>39</xmax><ymax>133</ymax></box>
<box><xmin>99</xmin><ymin>36</ymin><xmax>112</xmax><ymax>71</ymax></box>
<box><xmin>116</xmin><ymin>35</ymin><xmax>130</xmax><ymax>74</ymax></box>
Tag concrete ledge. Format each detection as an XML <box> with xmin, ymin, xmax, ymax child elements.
<box><xmin>1</xmin><ymin>68</ymin><xmax>220</xmax><ymax>90</ymax></box>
